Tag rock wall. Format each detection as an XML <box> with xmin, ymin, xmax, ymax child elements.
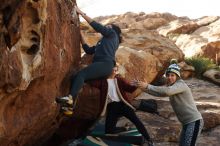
<box><xmin>0</xmin><ymin>0</ymin><xmax>80</xmax><ymax>145</ymax></box>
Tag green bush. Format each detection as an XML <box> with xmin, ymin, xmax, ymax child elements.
<box><xmin>185</xmin><ymin>57</ymin><xmax>216</xmax><ymax>78</ymax></box>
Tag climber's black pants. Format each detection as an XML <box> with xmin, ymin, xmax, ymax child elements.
<box><xmin>70</xmin><ymin>61</ymin><xmax>114</xmax><ymax>98</ymax></box>
<box><xmin>105</xmin><ymin>102</ymin><xmax>151</xmax><ymax>141</ymax></box>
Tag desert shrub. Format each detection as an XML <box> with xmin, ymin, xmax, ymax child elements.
<box><xmin>185</xmin><ymin>57</ymin><xmax>216</xmax><ymax>78</ymax></box>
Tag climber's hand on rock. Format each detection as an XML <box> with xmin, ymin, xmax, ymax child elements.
<box><xmin>75</xmin><ymin>6</ymin><xmax>84</xmax><ymax>15</ymax></box>
<box><xmin>75</xmin><ymin>6</ymin><xmax>92</xmax><ymax>23</ymax></box>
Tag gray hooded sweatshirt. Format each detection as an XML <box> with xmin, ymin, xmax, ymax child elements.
<box><xmin>145</xmin><ymin>79</ymin><xmax>202</xmax><ymax>125</ymax></box>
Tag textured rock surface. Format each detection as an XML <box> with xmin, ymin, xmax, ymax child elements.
<box><xmin>203</xmin><ymin>69</ymin><xmax>220</xmax><ymax>85</ymax></box>
<box><xmin>116</xmin><ymin>46</ymin><xmax>160</xmax><ymax>82</ymax></box>
<box><xmin>94</xmin><ymin>12</ymin><xmax>177</xmax><ymax>29</ymax></box>
<box><xmin>178</xmin><ymin>61</ymin><xmax>195</xmax><ymax>79</ymax></box>
<box><xmin>121</xmin><ymin>29</ymin><xmax>184</xmax><ymax>66</ymax></box>
<box><xmin>0</xmin><ymin>0</ymin><xmax>80</xmax><ymax>145</ymax></box>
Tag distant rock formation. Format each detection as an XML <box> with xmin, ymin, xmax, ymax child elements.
<box><xmin>159</xmin><ymin>16</ymin><xmax>220</xmax><ymax>64</ymax></box>
<box><xmin>91</xmin><ymin>12</ymin><xmax>220</xmax><ymax>64</ymax></box>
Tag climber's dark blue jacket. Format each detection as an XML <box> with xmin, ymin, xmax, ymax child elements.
<box><xmin>82</xmin><ymin>21</ymin><xmax>119</xmax><ymax>63</ymax></box>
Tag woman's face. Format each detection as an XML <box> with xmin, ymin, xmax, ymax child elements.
<box><xmin>166</xmin><ymin>72</ymin><xmax>177</xmax><ymax>85</ymax></box>
<box><xmin>112</xmin><ymin>66</ymin><xmax>118</xmax><ymax>75</ymax></box>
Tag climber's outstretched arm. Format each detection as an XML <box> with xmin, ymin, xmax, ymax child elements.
<box><xmin>75</xmin><ymin>6</ymin><xmax>114</xmax><ymax>37</ymax></box>
<box><xmin>75</xmin><ymin>6</ymin><xmax>93</xmax><ymax>23</ymax></box>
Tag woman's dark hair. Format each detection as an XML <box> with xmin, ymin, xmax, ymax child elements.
<box><xmin>111</xmin><ymin>24</ymin><xmax>122</xmax><ymax>44</ymax></box>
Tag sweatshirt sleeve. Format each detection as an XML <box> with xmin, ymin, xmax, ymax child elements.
<box><xmin>145</xmin><ymin>81</ymin><xmax>186</xmax><ymax>97</ymax></box>
<box><xmin>90</xmin><ymin>21</ymin><xmax>114</xmax><ymax>37</ymax></box>
<box><xmin>82</xmin><ymin>44</ymin><xmax>95</xmax><ymax>55</ymax></box>
<box><xmin>144</xmin><ymin>86</ymin><xmax>167</xmax><ymax>97</ymax></box>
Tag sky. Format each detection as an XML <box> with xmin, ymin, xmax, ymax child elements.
<box><xmin>77</xmin><ymin>0</ymin><xmax>219</xmax><ymax>19</ymax></box>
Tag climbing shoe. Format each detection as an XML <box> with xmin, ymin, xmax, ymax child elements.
<box><xmin>56</xmin><ymin>95</ymin><xmax>73</xmax><ymax>107</ymax></box>
<box><xmin>56</xmin><ymin>95</ymin><xmax>78</xmax><ymax>110</ymax></box>
<box><xmin>61</xmin><ymin>107</ymin><xmax>73</xmax><ymax>116</ymax></box>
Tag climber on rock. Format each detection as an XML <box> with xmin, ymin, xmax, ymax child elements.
<box><xmin>132</xmin><ymin>61</ymin><xmax>203</xmax><ymax>146</ymax></box>
<box><xmin>56</xmin><ymin>6</ymin><xmax>122</xmax><ymax>115</ymax></box>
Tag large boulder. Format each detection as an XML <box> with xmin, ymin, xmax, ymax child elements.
<box><xmin>0</xmin><ymin>0</ymin><xmax>81</xmax><ymax>145</ymax></box>
<box><xmin>178</xmin><ymin>61</ymin><xmax>195</xmax><ymax>79</ymax></box>
<box><xmin>116</xmin><ymin>46</ymin><xmax>161</xmax><ymax>82</ymax></box>
<box><xmin>121</xmin><ymin>29</ymin><xmax>184</xmax><ymax>66</ymax></box>
<box><xmin>158</xmin><ymin>19</ymin><xmax>199</xmax><ymax>36</ymax></box>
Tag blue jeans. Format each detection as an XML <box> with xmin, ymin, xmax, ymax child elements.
<box><xmin>179</xmin><ymin>119</ymin><xmax>203</xmax><ymax>146</ymax></box>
